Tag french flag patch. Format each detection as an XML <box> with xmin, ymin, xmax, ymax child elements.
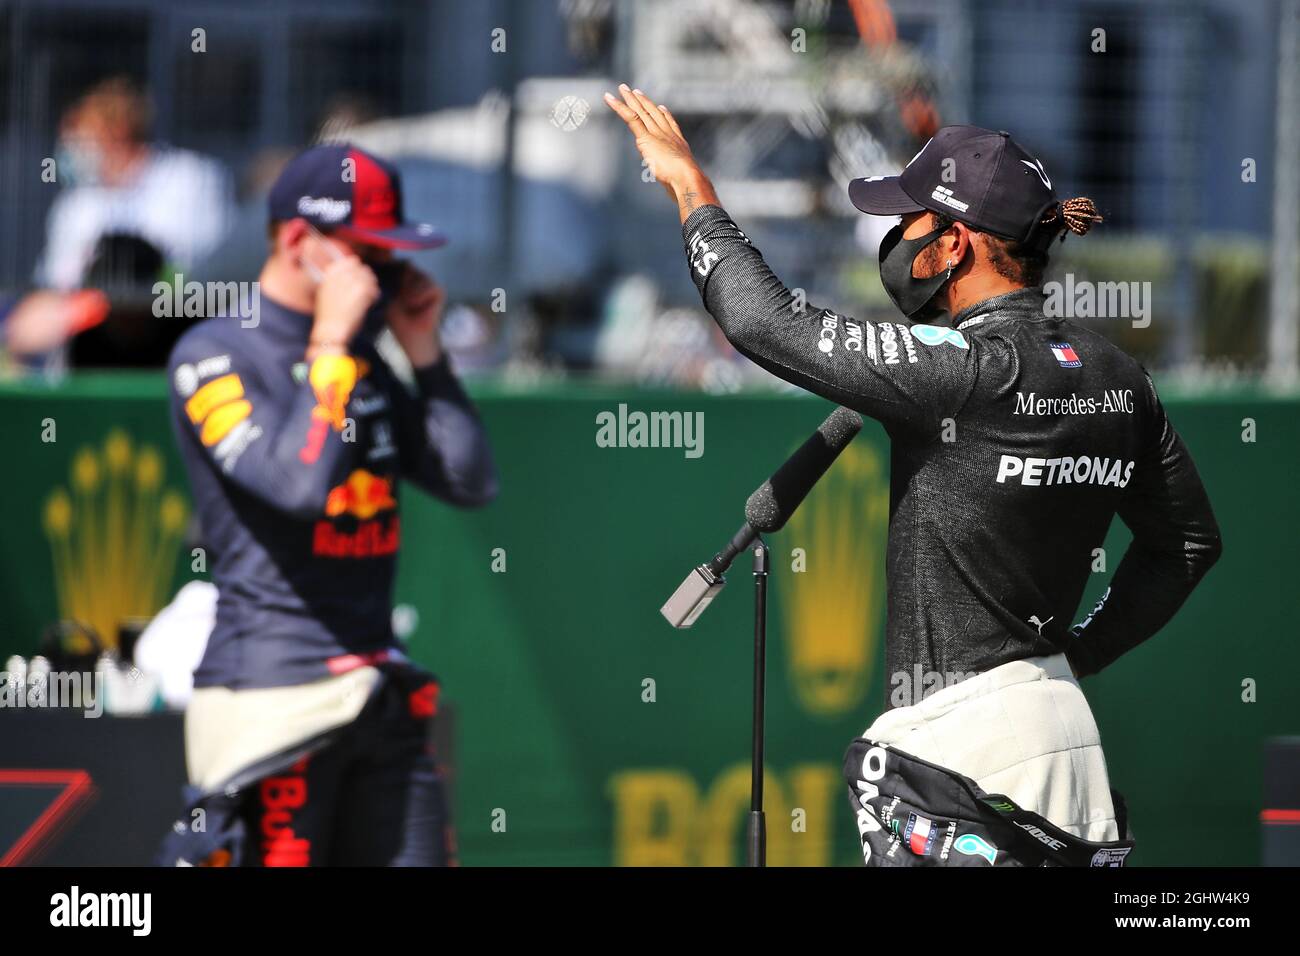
<box><xmin>903</xmin><ymin>813</ymin><xmax>937</xmax><ymax>856</ymax></box>
<box><xmin>1049</xmin><ymin>342</ymin><xmax>1082</xmax><ymax>368</ymax></box>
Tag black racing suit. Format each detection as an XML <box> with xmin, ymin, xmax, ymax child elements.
<box><xmin>683</xmin><ymin>205</ymin><xmax>1222</xmax><ymax>864</ymax></box>
<box><xmin>161</xmin><ymin>294</ymin><xmax>497</xmax><ymax>866</ymax></box>
<box><xmin>683</xmin><ymin>204</ymin><xmax>1221</xmax><ymax>686</ymax></box>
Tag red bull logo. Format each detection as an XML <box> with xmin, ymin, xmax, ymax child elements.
<box><xmin>314</xmin><ymin>469</ymin><xmax>400</xmax><ymax>558</ymax></box>
<box><xmin>259</xmin><ymin>756</ymin><xmax>311</xmax><ymax>867</ymax></box>
<box><xmin>324</xmin><ymin>469</ymin><xmax>397</xmax><ymax>520</ymax></box>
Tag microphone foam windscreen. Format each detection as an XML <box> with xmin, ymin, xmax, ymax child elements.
<box><xmin>744</xmin><ymin>406</ymin><xmax>862</xmax><ymax>533</ymax></box>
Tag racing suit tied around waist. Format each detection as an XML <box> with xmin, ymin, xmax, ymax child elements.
<box><xmin>843</xmin><ymin>653</ymin><xmax>1135</xmax><ymax>866</ymax></box>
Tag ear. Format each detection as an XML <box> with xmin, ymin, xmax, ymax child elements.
<box><xmin>946</xmin><ymin>221</ymin><xmax>973</xmax><ymax>265</ymax></box>
<box><xmin>277</xmin><ymin>218</ymin><xmax>310</xmax><ymax>256</ymax></box>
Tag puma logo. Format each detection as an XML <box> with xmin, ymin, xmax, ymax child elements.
<box><xmin>1029</xmin><ymin>614</ymin><xmax>1054</xmax><ymax>635</ymax></box>
<box><xmin>1020</xmin><ymin>158</ymin><xmax>1052</xmax><ymax>190</ymax></box>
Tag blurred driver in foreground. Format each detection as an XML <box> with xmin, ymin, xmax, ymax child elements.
<box><xmin>160</xmin><ymin>144</ymin><xmax>498</xmax><ymax>866</ymax></box>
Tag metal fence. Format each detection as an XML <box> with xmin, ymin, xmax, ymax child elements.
<box><xmin>0</xmin><ymin>0</ymin><xmax>1293</xmax><ymax>376</ymax></box>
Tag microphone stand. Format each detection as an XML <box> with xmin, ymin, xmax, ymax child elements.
<box><xmin>747</xmin><ymin>536</ymin><xmax>768</xmax><ymax>867</ymax></box>
<box><xmin>659</xmin><ymin>527</ymin><xmax>773</xmax><ymax>866</ymax></box>
<box><xmin>660</xmin><ymin>405</ymin><xmax>863</xmax><ymax>868</ymax></box>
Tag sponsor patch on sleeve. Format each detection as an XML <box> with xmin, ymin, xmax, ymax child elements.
<box><xmin>308</xmin><ymin>355</ymin><xmax>360</xmax><ymax>431</ymax></box>
<box><xmin>184</xmin><ymin>373</ymin><xmax>245</xmax><ymax>425</ymax></box>
<box><xmin>911</xmin><ymin>324</ymin><xmax>969</xmax><ymax>350</ymax></box>
<box><xmin>200</xmin><ymin>399</ymin><xmax>253</xmax><ymax>447</ymax></box>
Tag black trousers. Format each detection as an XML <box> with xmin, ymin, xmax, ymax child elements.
<box><xmin>241</xmin><ymin>666</ymin><xmax>453</xmax><ymax>867</ymax></box>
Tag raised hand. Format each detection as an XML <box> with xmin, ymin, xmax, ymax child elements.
<box><xmin>310</xmin><ymin>254</ymin><xmax>380</xmax><ymax>357</ymax></box>
<box><xmin>386</xmin><ymin>263</ymin><xmax>445</xmax><ymax>368</ymax></box>
<box><xmin>604</xmin><ymin>83</ymin><xmax>720</xmax><ymax>223</ymax></box>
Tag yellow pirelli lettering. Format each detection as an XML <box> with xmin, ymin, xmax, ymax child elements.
<box><xmin>200</xmin><ymin>399</ymin><xmax>253</xmax><ymax>446</ymax></box>
<box><xmin>185</xmin><ymin>373</ymin><xmax>245</xmax><ymax>425</ymax></box>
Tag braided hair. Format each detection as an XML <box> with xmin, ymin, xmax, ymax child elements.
<box><xmin>1056</xmin><ymin>197</ymin><xmax>1104</xmax><ymax>237</ymax></box>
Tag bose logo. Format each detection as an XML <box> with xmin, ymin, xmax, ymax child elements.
<box><xmin>930</xmin><ymin>185</ymin><xmax>970</xmax><ymax>212</ymax></box>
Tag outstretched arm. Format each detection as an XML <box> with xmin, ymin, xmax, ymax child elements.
<box><xmin>604</xmin><ymin>84</ymin><xmax>977</xmax><ymax>436</ymax></box>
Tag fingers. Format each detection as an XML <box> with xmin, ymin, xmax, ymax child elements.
<box><xmin>404</xmin><ymin>272</ymin><xmax>439</xmax><ymax>309</ymax></box>
<box><xmin>626</xmin><ymin>85</ymin><xmax>675</xmax><ymax>137</ymax></box>
<box><xmin>327</xmin><ymin>257</ymin><xmax>380</xmax><ymax>303</ymax></box>
<box><xmin>605</xmin><ymin>83</ymin><xmax>679</xmax><ymax>140</ymax></box>
<box><xmin>659</xmin><ymin>103</ymin><xmax>683</xmax><ymax>137</ymax></box>
<box><xmin>402</xmin><ymin>288</ymin><xmax>439</xmax><ymax>314</ymax></box>
<box><xmin>400</xmin><ymin>262</ymin><xmax>428</xmax><ymax>292</ymax></box>
<box><xmin>391</xmin><ymin>263</ymin><xmax>441</xmax><ymax>310</ymax></box>
<box><xmin>617</xmin><ymin>83</ymin><xmax>658</xmax><ymax>133</ymax></box>
<box><xmin>603</xmin><ymin>90</ymin><xmax>649</xmax><ymax>138</ymax></box>
<box><xmin>323</xmin><ymin>256</ymin><xmax>358</xmax><ymax>279</ymax></box>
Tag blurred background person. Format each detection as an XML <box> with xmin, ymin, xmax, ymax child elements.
<box><xmin>3</xmin><ymin>76</ymin><xmax>233</xmax><ymax>367</ymax></box>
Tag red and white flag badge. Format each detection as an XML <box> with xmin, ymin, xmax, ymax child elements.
<box><xmin>1049</xmin><ymin>342</ymin><xmax>1082</xmax><ymax>368</ymax></box>
<box><xmin>904</xmin><ymin>813</ymin><xmax>937</xmax><ymax>856</ymax></box>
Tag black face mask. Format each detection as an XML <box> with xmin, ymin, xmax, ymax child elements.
<box><xmin>878</xmin><ymin>223</ymin><xmax>957</xmax><ymax>322</ymax></box>
<box><xmin>358</xmin><ymin>259</ymin><xmax>408</xmax><ymax>339</ymax></box>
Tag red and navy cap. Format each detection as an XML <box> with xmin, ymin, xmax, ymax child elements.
<box><xmin>849</xmin><ymin>125</ymin><xmax>1062</xmax><ymax>250</ymax></box>
<box><xmin>268</xmin><ymin>143</ymin><xmax>447</xmax><ymax>250</ymax></box>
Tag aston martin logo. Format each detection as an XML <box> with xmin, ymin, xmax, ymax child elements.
<box><xmin>779</xmin><ymin>440</ymin><xmax>889</xmax><ymax>717</ymax></box>
<box><xmin>42</xmin><ymin>430</ymin><xmax>189</xmax><ymax>649</ymax></box>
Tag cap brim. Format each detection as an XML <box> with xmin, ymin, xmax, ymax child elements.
<box><xmin>848</xmin><ymin>176</ymin><xmax>926</xmax><ymax>216</ymax></box>
<box><xmin>334</xmin><ymin>223</ymin><xmax>448</xmax><ymax>250</ymax></box>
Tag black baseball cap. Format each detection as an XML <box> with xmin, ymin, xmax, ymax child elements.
<box><xmin>268</xmin><ymin>143</ymin><xmax>447</xmax><ymax>250</ymax></box>
<box><xmin>849</xmin><ymin>125</ymin><xmax>1062</xmax><ymax>249</ymax></box>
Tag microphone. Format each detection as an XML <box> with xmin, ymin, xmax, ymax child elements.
<box><xmin>744</xmin><ymin>405</ymin><xmax>863</xmax><ymax>533</ymax></box>
<box><xmin>660</xmin><ymin>406</ymin><xmax>863</xmax><ymax>628</ymax></box>
<box><xmin>659</xmin><ymin>521</ymin><xmax>758</xmax><ymax>628</ymax></box>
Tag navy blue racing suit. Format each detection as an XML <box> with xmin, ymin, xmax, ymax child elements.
<box><xmin>162</xmin><ymin>292</ymin><xmax>497</xmax><ymax>866</ymax></box>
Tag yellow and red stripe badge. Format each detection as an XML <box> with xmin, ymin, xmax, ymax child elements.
<box><xmin>184</xmin><ymin>374</ymin><xmax>252</xmax><ymax>447</ymax></box>
<box><xmin>185</xmin><ymin>373</ymin><xmax>243</xmax><ymax>424</ymax></box>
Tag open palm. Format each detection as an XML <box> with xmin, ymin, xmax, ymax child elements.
<box><xmin>604</xmin><ymin>84</ymin><xmax>700</xmax><ymax>199</ymax></box>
